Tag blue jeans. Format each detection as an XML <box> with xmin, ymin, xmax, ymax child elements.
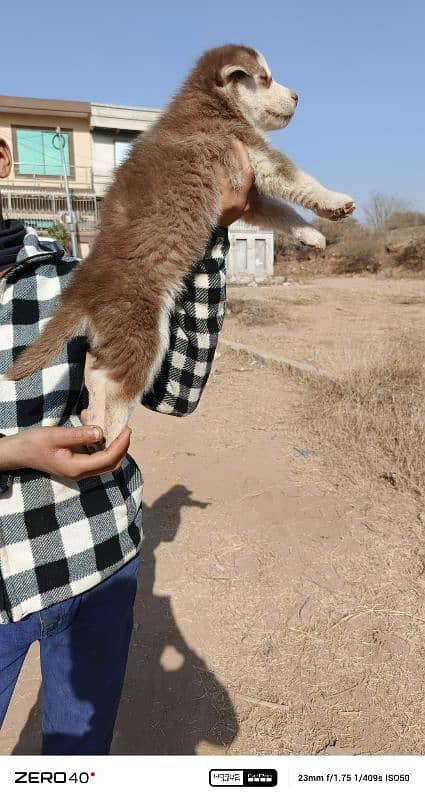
<box><xmin>0</xmin><ymin>554</ymin><xmax>140</xmax><ymax>755</ymax></box>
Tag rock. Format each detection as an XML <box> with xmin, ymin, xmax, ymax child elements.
<box><xmin>385</xmin><ymin>226</ymin><xmax>425</xmax><ymax>255</ymax></box>
<box><xmin>381</xmin><ymin>471</ymin><xmax>397</xmax><ymax>487</ymax></box>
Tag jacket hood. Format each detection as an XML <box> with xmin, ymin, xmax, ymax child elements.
<box><xmin>15</xmin><ymin>226</ymin><xmax>68</xmax><ymax>269</ymax></box>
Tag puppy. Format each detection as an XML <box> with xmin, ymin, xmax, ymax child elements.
<box><xmin>7</xmin><ymin>44</ymin><xmax>355</xmax><ymax>444</ymax></box>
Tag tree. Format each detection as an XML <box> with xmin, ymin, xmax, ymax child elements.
<box><xmin>363</xmin><ymin>193</ymin><xmax>412</xmax><ymax>230</ymax></box>
<box><xmin>42</xmin><ymin>221</ymin><xmax>71</xmax><ymax>252</ymax></box>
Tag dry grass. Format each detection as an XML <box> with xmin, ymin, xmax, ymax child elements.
<box><xmin>226</xmin><ymin>298</ymin><xmax>291</xmax><ymax>327</ymax></box>
<box><xmin>395</xmin><ymin>240</ymin><xmax>425</xmax><ymax>272</ymax></box>
<box><xmin>305</xmin><ymin>341</ymin><xmax>425</xmax><ymax>497</ymax></box>
<box><xmin>314</xmin><ymin>216</ymin><xmax>359</xmax><ymax>245</ymax></box>
<box><xmin>334</xmin><ymin>227</ymin><xmax>383</xmax><ymax>273</ymax></box>
<box><xmin>288</xmin><ymin>294</ymin><xmax>321</xmax><ymax>306</ymax></box>
<box><xmin>384</xmin><ymin>211</ymin><xmax>425</xmax><ymax>230</ymax></box>
<box><xmin>272</xmin><ymin>199</ymin><xmax>425</xmax><ymax>279</ymax></box>
<box><xmin>391</xmin><ymin>295</ymin><xmax>425</xmax><ymax>305</ymax></box>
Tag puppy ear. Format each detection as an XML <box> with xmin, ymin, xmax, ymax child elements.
<box><xmin>216</xmin><ymin>65</ymin><xmax>252</xmax><ymax>87</ymax></box>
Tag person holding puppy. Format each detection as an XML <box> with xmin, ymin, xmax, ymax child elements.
<box><xmin>0</xmin><ymin>135</ymin><xmax>253</xmax><ymax>754</ymax></box>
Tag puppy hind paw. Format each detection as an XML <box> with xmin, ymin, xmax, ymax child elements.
<box><xmin>295</xmin><ymin>227</ymin><xmax>326</xmax><ymax>249</ymax></box>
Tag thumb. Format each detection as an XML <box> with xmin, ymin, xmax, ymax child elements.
<box><xmin>51</xmin><ymin>425</ymin><xmax>104</xmax><ymax>447</ymax></box>
<box><xmin>230</xmin><ymin>137</ymin><xmax>252</xmax><ymax>177</ymax></box>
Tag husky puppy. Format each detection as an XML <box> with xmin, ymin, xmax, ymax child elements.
<box><xmin>7</xmin><ymin>44</ymin><xmax>355</xmax><ymax>444</ymax></box>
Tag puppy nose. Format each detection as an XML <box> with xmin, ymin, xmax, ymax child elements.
<box><xmin>291</xmin><ymin>91</ymin><xmax>298</xmax><ymax>105</ymax></box>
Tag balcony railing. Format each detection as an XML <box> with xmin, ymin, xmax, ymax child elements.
<box><xmin>1</xmin><ymin>189</ymin><xmax>99</xmax><ymax>231</ymax></box>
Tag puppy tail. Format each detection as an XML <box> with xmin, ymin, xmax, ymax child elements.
<box><xmin>6</xmin><ymin>298</ymin><xmax>88</xmax><ymax>381</ymax></box>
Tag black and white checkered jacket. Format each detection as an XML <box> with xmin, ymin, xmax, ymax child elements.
<box><xmin>0</xmin><ymin>226</ymin><xmax>228</xmax><ymax>623</ymax></box>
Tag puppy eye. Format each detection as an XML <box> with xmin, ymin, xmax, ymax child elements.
<box><xmin>231</xmin><ymin>70</ymin><xmax>249</xmax><ymax>82</ymax></box>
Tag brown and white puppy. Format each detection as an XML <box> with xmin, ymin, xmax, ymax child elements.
<box><xmin>7</xmin><ymin>44</ymin><xmax>355</xmax><ymax>444</ymax></box>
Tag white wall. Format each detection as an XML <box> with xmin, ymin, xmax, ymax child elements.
<box><xmin>227</xmin><ymin>221</ymin><xmax>274</xmax><ymax>283</ymax></box>
<box><xmin>91</xmin><ymin>103</ymin><xmax>161</xmax><ymax>197</ymax></box>
<box><xmin>92</xmin><ymin>131</ymin><xmax>117</xmax><ymax>196</ymax></box>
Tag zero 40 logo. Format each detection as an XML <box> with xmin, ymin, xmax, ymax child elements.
<box><xmin>14</xmin><ymin>772</ymin><xmax>96</xmax><ymax>784</ymax></box>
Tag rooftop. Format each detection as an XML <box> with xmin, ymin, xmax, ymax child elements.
<box><xmin>0</xmin><ymin>95</ymin><xmax>161</xmax><ymax>132</ymax></box>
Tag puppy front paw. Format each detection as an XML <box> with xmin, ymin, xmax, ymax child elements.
<box><xmin>295</xmin><ymin>227</ymin><xmax>326</xmax><ymax>249</ymax></box>
<box><xmin>314</xmin><ymin>193</ymin><xmax>356</xmax><ymax>220</ymax></box>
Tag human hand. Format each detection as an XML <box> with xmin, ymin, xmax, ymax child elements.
<box><xmin>0</xmin><ymin>424</ymin><xmax>131</xmax><ymax>479</ymax></box>
<box><xmin>214</xmin><ymin>138</ymin><xmax>256</xmax><ymax>227</ymax></box>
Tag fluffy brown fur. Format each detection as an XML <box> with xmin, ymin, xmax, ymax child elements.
<box><xmin>6</xmin><ymin>44</ymin><xmax>355</xmax><ymax>444</ymax></box>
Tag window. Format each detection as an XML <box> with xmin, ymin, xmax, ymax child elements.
<box><xmin>255</xmin><ymin>239</ymin><xmax>266</xmax><ymax>271</ymax></box>
<box><xmin>234</xmin><ymin>238</ymin><xmax>248</xmax><ymax>271</ymax></box>
<box><xmin>114</xmin><ymin>140</ymin><xmax>133</xmax><ymax>167</ymax></box>
<box><xmin>14</xmin><ymin>128</ymin><xmax>72</xmax><ymax>177</ymax></box>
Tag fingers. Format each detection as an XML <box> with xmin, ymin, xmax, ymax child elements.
<box><xmin>67</xmin><ymin>427</ymin><xmax>132</xmax><ymax>478</ymax></box>
<box><xmin>230</xmin><ymin>138</ymin><xmax>254</xmax><ymax>198</ymax></box>
<box><xmin>51</xmin><ymin>425</ymin><xmax>104</xmax><ymax>447</ymax></box>
<box><xmin>242</xmin><ymin>186</ymin><xmax>260</xmax><ymax>215</ymax></box>
<box><xmin>230</xmin><ymin>137</ymin><xmax>252</xmax><ymax>178</ymax></box>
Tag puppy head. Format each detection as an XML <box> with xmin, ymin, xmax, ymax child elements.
<box><xmin>193</xmin><ymin>44</ymin><xmax>298</xmax><ymax>132</ymax></box>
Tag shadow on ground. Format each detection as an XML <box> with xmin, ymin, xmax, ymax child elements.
<box><xmin>12</xmin><ymin>485</ymin><xmax>237</xmax><ymax>755</ymax></box>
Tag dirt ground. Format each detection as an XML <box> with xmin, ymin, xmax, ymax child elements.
<box><xmin>225</xmin><ymin>275</ymin><xmax>425</xmax><ymax>376</ymax></box>
<box><xmin>2</xmin><ymin>274</ymin><xmax>425</xmax><ymax>755</ymax></box>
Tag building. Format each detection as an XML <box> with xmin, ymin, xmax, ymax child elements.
<box><xmin>0</xmin><ymin>95</ymin><xmax>97</xmax><ymax>252</ymax></box>
<box><xmin>91</xmin><ymin>102</ymin><xmax>160</xmax><ymax>197</ymax></box>
<box><xmin>0</xmin><ymin>94</ymin><xmax>274</xmax><ymax>279</ymax></box>
<box><xmin>227</xmin><ymin>220</ymin><xmax>274</xmax><ymax>283</ymax></box>
<box><xmin>0</xmin><ymin>95</ymin><xmax>160</xmax><ymax>255</ymax></box>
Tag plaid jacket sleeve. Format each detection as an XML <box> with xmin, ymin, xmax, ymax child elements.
<box><xmin>0</xmin><ymin>434</ymin><xmax>14</xmax><ymax>493</ymax></box>
<box><xmin>141</xmin><ymin>227</ymin><xmax>229</xmax><ymax>416</ymax></box>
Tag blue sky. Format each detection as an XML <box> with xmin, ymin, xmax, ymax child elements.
<box><xmin>3</xmin><ymin>0</ymin><xmax>424</xmax><ymax>213</ymax></box>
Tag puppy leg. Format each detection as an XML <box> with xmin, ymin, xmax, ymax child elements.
<box><xmin>103</xmin><ymin>378</ymin><xmax>138</xmax><ymax>448</ymax></box>
<box><xmin>85</xmin><ymin>356</ymin><xmax>136</xmax><ymax>449</ymax></box>
<box><xmin>84</xmin><ymin>353</ymin><xmax>106</xmax><ymax>431</ymax></box>
<box><xmin>83</xmin><ymin>355</ymin><xmax>108</xmax><ymax>451</ymax></box>
<box><xmin>244</xmin><ymin>194</ymin><xmax>326</xmax><ymax>249</ymax></box>
<box><xmin>99</xmin><ymin>294</ymin><xmax>175</xmax><ymax>447</ymax></box>
<box><xmin>248</xmin><ymin>147</ymin><xmax>355</xmax><ymax>220</ymax></box>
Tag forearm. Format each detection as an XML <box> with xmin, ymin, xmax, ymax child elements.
<box><xmin>0</xmin><ymin>433</ymin><xmax>25</xmax><ymax>470</ymax></box>
<box><xmin>0</xmin><ymin>433</ymin><xmax>23</xmax><ymax>494</ymax></box>
<box><xmin>142</xmin><ymin>227</ymin><xmax>228</xmax><ymax>415</ymax></box>
<box><xmin>0</xmin><ymin>425</ymin><xmax>129</xmax><ymax>490</ymax></box>
<box><xmin>248</xmin><ymin>146</ymin><xmax>327</xmax><ymax>207</ymax></box>
<box><xmin>248</xmin><ymin>147</ymin><xmax>354</xmax><ymax>218</ymax></box>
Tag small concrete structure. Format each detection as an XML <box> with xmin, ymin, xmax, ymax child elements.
<box><xmin>227</xmin><ymin>220</ymin><xmax>274</xmax><ymax>283</ymax></box>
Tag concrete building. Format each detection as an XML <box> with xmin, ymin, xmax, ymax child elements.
<box><xmin>0</xmin><ymin>94</ymin><xmax>93</xmax><ymax>190</ymax></box>
<box><xmin>0</xmin><ymin>94</ymin><xmax>97</xmax><ymax>252</ymax></box>
<box><xmin>0</xmin><ymin>95</ymin><xmax>162</xmax><ymax>255</ymax></box>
